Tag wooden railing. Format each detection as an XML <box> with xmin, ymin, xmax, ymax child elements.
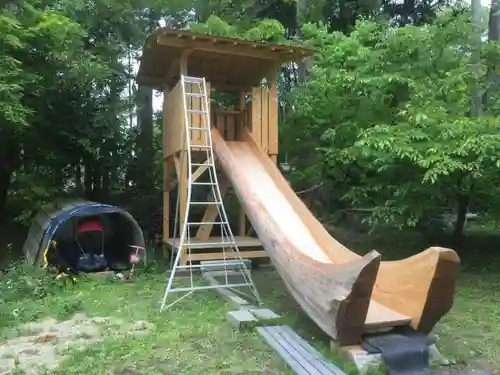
<box><xmin>211</xmin><ymin>108</ymin><xmax>251</xmax><ymax>141</ymax></box>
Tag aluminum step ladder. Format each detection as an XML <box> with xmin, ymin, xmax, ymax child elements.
<box><xmin>160</xmin><ymin>75</ymin><xmax>261</xmax><ymax>311</ymax></box>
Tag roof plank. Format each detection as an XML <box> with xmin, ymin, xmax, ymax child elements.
<box><xmin>158</xmin><ymin>29</ymin><xmax>314</xmax><ymax>61</ymax></box>
<box><xmin>137</xmin><ymin>28</ymin><xmax>315</xmax><ymax>89</ymax></box>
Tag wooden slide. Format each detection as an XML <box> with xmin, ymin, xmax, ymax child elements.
<box><xmin>211</xmin><ymin>128</ymin><xmax>460</xmax><ymax>346</ymax></box>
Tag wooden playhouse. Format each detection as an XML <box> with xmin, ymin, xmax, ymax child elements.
<box><xmin>136</xmin><ymin>29</ymin><xmax>314</xmax><ymax>264</ymax></box>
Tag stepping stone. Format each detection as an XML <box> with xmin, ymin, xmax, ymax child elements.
<box><xmin>249</xmin><ymin>308</ymin><xmax>283</xmax><ymax>322</ymax></box>
<box><xmin>228</xmin><ymin>309</ymin><xmax>258</xmax><ymax>330</ymax></box>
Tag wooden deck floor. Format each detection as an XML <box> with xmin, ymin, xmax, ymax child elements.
<box><xmin>165</xmin><ymin>236</ymin><xmax>262</xmax><ymax>248</ymax></box>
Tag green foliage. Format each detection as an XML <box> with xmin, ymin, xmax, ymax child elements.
<box><xmin>0</xmin><ymin>263</ymin><xmax>63</xmax><ymax>301</ymax></box>
<box><xmin>188</xmin><ymin>14</ymin><xmax>240</xmax><ymax>36</ymax></box>
<box><xmin>0</xmin><ymin>9</ymin><xmax>35</xmax><ymax>129</ymax></box>
<box><xmin>0</xmin><ymin>0</ymin><xmax>174</xmax><ymax>224</ymax></box>
<box><xmin>0</xmin><ymin>0</ymin><xmax>494</xmax><ymax>244</ymax></box>
<box><xmin>187</xmin><ymin>14</ymin><xmax>292</xmax><ymax>44</ymax></box>
<box><xmin>0</xmin><ymin>263</ymin><xmax>66</xmax><ymax>328</ymax></box>
<box><xmin>288</xmin><ymin>11</ymin><xmax>500</xmax><ymax>231</ymax></box>
<box><xmin>244</xmin><ymin>18</ymin><xmax>287</xmax><ymax>43</ymax></box>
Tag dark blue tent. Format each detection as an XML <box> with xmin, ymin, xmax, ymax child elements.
<box><xmin>22</xmin><ymin>199</ymin><xmax>145</xmax><ymax>270</ymax></box>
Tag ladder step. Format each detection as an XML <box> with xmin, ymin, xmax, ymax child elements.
<box><xmin>188</xmin><ymin>127</ymin><xmax>209</xmax><ymax>131</ymax></box>
<box><xmin>190</xmin><ymin>201</ymin><xmax>220</xmax><ymax>205</ymax></box>
<box><xmin>191</xmin><ymin>145</ymin><xmax>211</xmax><ymax>149</ymax></box>
<box><xmin>187</xmin><ymin>221</ymin><xmax>228</xmax><ymax>225</ymax></box>
<box><xmin>186</xmin><ymin>93</ymin><xmax>204</xmax><ymax>98</ymax></box>
<box><xmin>175</xmin><ymin>260</ymin><xmax>248</xmax><ymax>270</ymax></box>
<box><xmin>183</xmin><ymin>76</ymin><xmax>204</xmax><ymax>84</ymax></box>
<box><xmin>187</xmin><ymin>109</ymin><xmax>208</xmax><ymax>114</ymax></box>
<box><xmin>182</xmin><ymin>242</ymin><xmax>236</xmax><ymax>248</ymax></box>
<box><xmin>191</xmin><ymin>163</ymin><xmax>214</xmax><ymax>167</ymax></box>
<box><xmin>191</xmin><ymin>182</ymin><xmax>217</xmax><ymax>186</ymax></box>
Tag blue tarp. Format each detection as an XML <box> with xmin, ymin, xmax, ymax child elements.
<box><xmin>41</xmin><ymin>203</ymin><xmax>115</xmax><ymax>247</ymax></box>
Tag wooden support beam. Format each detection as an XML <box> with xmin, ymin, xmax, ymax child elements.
<box><xmin>210</xmin><ymin>82</ymin><xmax>253</xmax><ymax>92</ymax></box>
<box><xmin>166</xmin><ymin>57</ymin><xmax>179</xmax><ymax>80</ymax></box>
<box><xmin>195</xmin><ymin>174</ymin><xmax>230</xmax><ymax>241</ymax></box>
<box><xmin>163</xmin><ymin>155</ymin><xmax>176</xmax><ymax>256</ymax></box>
<box><xmin>268</xmin><ymin>66</ymin><xmax>279</xmax><ymax>156</ymax></box>
<box><xmin>163</xmin><ymin>155</ymin><xmax>177</xmax><ymax>190</ymax></box>
<box><xmin>238</xmin><ymin>210</ymin><xmax>246</xmax><ymax>236</ymax></box>
<box><xmin>163</xmin><ymin>195</ymin><xmax>170</xmax><ymax>258</ymax></box>
<box><xmin>173</xmin><ymin>152</ymin><xmax>189</xmax><ymax>264</ymax></box>
<box><xmin>192</xmin><ymin>160</ymin><xmax>210</xmax><ymax>182</ymax></box>
<box><xmin>156</xmin><ymin>34</ymin><xmax>292</xmax><ymax>61</ymax></box>
<box><xmin>188</xmin><ymin>250</ymin><xmax>267</xmax><ymax>262</ymax></box>
<box><xmin>238</xmin><ymin>90</ymin><xmax>247</xmax><ymax>236</ymax></box>
<box><xmin>137</xmin><ymin>74</ymin><xmax>252</xmax><ymax>92</ymax></box>
<box><xmin>164</xmin><ymin>158</ymin><xmax>211</xmax><ymax>191</ymax></box>
<box><xmin>162</xmin><ymin>86</ymin><xmax>172</xmax><ymax>258</ymax></box>
<box><xmin>179</xmin><ymin>49</ymin><xmax>191</xmax><ymax>75</ymax></box>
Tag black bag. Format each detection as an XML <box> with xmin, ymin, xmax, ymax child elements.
<box><xmin>77</xmin><ymin>253</ymin><xmax>108</xmax><ymax>272</ymax></box>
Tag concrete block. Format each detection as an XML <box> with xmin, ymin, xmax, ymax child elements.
<box><xmin>249</xmin><ymin>308</ymin><xmax>283</xmax><ymax>323</ymax></box>
<box><xmin>228</xmin><ymin>309</ymin><xmax>257</xmax><ymax>330</ymax></box>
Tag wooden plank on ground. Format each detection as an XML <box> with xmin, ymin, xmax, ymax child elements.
<box><xmin>258</xmin><ymin>326</ymin><xmax>311</xmax><ymax>375</ymax></box>
<box><xmin>257</xmin><ymin>325</ymin><xmax>347</xmax><ymax>375</ymax></box>
<box><xmin>271</xmin><ymin>325</ymin><xmax>339</xmax><ymax>375</ymax></box>
<box><xmin>278</xmin><ymin>326</ymin><xmax>346</xmax><ymax>375</ymax></box>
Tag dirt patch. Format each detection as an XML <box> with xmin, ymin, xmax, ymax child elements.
<box><xmin>0</xmin><ymin>313</ymin><xmax>153</xmax><ymax>375</ymax></box>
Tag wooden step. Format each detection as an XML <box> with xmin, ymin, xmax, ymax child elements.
<box><xmin>364</xmin><ymin>300</ymin><xmax>411</xmax><ymax>331</ymax></box>
<box><xmin>166</xmin><ymin>236</ymin><xmax>262</xmax><ymax>248</ymax></box>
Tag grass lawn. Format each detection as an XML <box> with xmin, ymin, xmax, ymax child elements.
<box><xmin>0</xmin><ymin>224</ymin><xmax>499</xmax><ymax>374</ymax></box>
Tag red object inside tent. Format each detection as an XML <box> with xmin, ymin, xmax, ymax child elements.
<box><xmin>76</xmin><ymin>218</ymin><xmax>104</xmax><ymax>234</ymax></box>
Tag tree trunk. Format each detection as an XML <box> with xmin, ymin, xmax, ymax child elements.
<box><xmin>136</xmin><ymin>85</ymin><xmax>154</xmax><ymax>192</ymax></box>
<box><xmin>0</xmin><ymin>135</ymin><xmax>19</xmax><ymax>218</ymax></box>
<box><xmin>471</xmin><ymin>0</ymin><xmax>484</xmax><ymax>117</ymax></box>
<box><xmin>489</xmin><ymin>0</ymin><xmax>500</xmax><ymax>41</ymax></box>
<box><xmin>296</xmin><ymin>0</ymin><xmax>313</xmax><ymax>82</ymax></box>
<box><xmin>0</xmin><ymin>167</ymin><xmax>12</xmax><ymax>219</ymax></box>
<box><xmin>92</xmin><ymin>165</ymin><xmax>101</xmax><ymax>199</ymax></box>
<box><xmin>452</xmin><ymin>193</ymin><xmax>469</xmax><ymax>247</ymax></box>
<box><xmin>101</xmin><ymin>166</ymin><xmax>110</xmax><ymax>199</ymax></box>
<box><xmin>75</xmin><ymin>163</ymin><xmax>82</xmax><ymax>193</ymax></box>
<box><xmin>84</xmin><ymin>161</ymin><xmax>93</xmax><ymax>199</ymax></box>
<box><xmin>484</xmin><ymin>0</ymin><xmax>500</xmax><ymax>107</ymax></box>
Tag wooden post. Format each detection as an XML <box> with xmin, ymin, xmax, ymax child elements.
<box><xmin>173</xmin><ymin>153</ymin><xmax>189</xmax><ymax>264</ymax></box>
<box><xmin>163</xmin><ymin>157</ymin><xmax>171</xmax><ymax>257</ymax></box>
<box><xmin>268</xmin><ymin>67</ymin><xmax>278</xmax><ymax>165</ymax></box>
<box><xmin>162</xmin><ymin>86</ymin><xmax>171</xmax><ymax>258</ymax></box>
<box><xmin>196</xmin><ymin>174</ymin><xmax>230</xmax><ymax>241</ymax></box>
<box><xmin>177</xmin><ymin>51</ymin><xmax>190</xmax><ymax>264</ymax></box>
<box><xmin>238</xmin><ymin>91</ymin><xmax>247</xmax><ymax>236</ymax></box>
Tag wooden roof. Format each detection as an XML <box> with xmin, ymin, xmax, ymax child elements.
<box><xmin>136</xmin><ymin>28</ymin><xmax>315</xmax><ymax>90</ymax></box>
